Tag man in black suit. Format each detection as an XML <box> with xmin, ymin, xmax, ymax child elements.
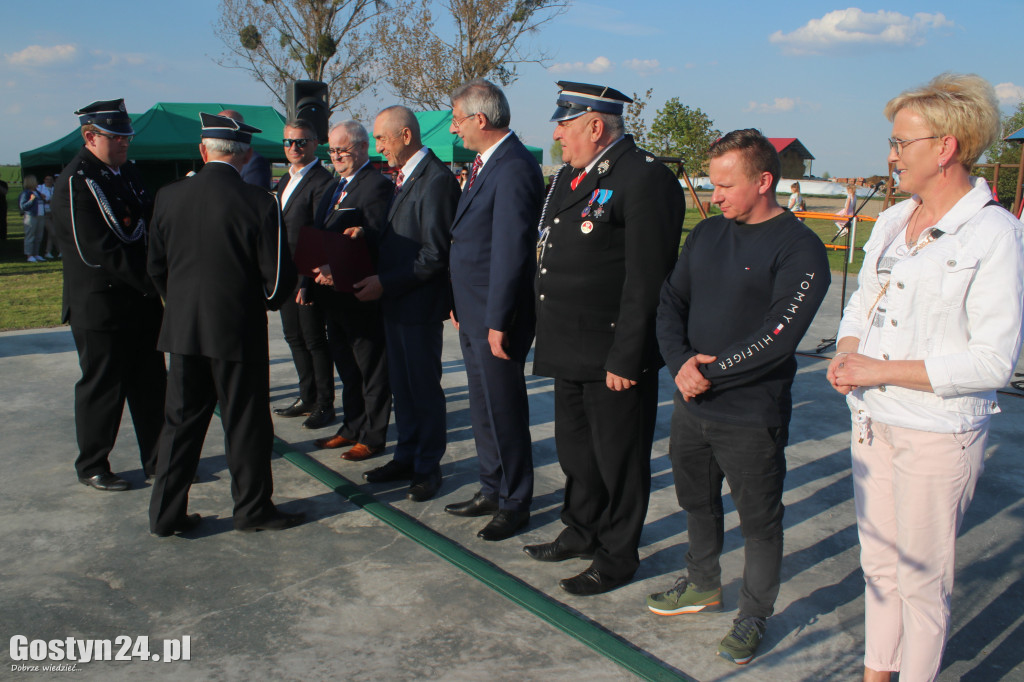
<box><xmin>147</xmin><ymin>112</ymin><xmax>303</xmax><ymax>536</ymax></box>
<box><xmin>219</xmin><ymin>109</ymin><xmax>272</xmax><ymax>189</ymax></box>
<box><xmin>354</xmin><ymin>105</ymin><xmax>460</xmax><ymax>502</ymax></box>
<box><xmin>526</xmin><ymin>82</ymin><xmax>685</xmax><ymax>595</ymax></box>
<box><xmin>444</xmin><ymin>79</ymin><xmax>543</xmax><ymax>541</ymax></box>
<box><xmin>272</xmin><ymin>118</ymin><xmax>336</xmax><ymax>430</ymax></box>
<box><xmin>310</xmin><ymin>120</ymin><xmax>392</xmax><ymax>461</ymax></box>
<box><xmin>49</xmin><ymin>98</ymin><xmax>166</xmax><ymax>492</ymax></box>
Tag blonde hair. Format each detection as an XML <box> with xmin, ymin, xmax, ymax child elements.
<box><xmin>884</xmin><ymin>73</ymin><xmax>1001</xmax><ymax>168</ymax></box>
<box><xmin>791</xmin><ymin>182</ymin><xmax>800</xmax><ymax>192</ymax></box>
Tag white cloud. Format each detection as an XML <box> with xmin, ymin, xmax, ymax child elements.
<box><xmin>5</xmin><ymin>44</ymin><xmax>78</xmax><ymax>67</ymax></box>
<box><xmin>90</xmin><ymin>49</ymin><xmax>147</xmax><ymax>70</ymax></box>
<box><xmin>622</xmin><ymin>58</ymin><xmax>660</xmax><ymax>76</ymax></box>
<box><xmin>770</xmin><ymin>9</ymin><xmax>954</xmax><ymax>55</ymax></box>
<box><xmin>548</xmin><ymin>56</ymin><xmax>613</xmax><ymax>74</ymax></box>
<box><xmin>749</xmin><ymin>96</ymin><xmax>811</xmax><ymax>113</ymax></box>
<box><xmin>995</xmin><ymin>82</ymin><xmax>1024</xmax><ymax>105</ymax></box>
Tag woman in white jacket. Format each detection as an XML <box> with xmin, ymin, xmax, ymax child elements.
<box><xmin>827</xmin><ymin>73</ymin><xmax>1024</xmax><ymax>682</ymax></box>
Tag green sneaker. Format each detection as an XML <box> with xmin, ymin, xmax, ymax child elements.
<box><xmin>645</xmin><ymin>576</ymin><xmax>723</xmax><ymax>615</ymax></box>
<box><xmin>717</xmin><ymin>616</ymin><xmax>766</xmax><ymax>665</ymax></box>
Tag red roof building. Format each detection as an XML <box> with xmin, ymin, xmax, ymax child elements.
<box><xmin>768</xmin><ymin>138</ymin><xmax>815</xmax><ymax>178</ymax></box>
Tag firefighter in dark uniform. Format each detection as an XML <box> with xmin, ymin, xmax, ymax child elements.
<box><xmin>147</xmin><ymin>113</ymin><xmax>303</xmax><ymax>536</ymax></box>
<box><xmin>50</xmin><ymin>99</ymin><xmax>166</xmax><ymax>492</ymax></box>
<box><xmin>525</xmin><ymin>82</ymin><xmax>685</xmax><ymax>595</ymax></box>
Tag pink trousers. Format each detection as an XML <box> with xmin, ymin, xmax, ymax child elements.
<box><xmin>851</xmin><ymin>420</ymin><xmax>986</xmax><ymax>681</ymax></box>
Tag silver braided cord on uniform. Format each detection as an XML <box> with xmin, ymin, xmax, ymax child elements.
<box><xmin>83</xmin><ymin>176</ymin><xmax>146</xmax><ymax>244</ymax></box>
<box><xmin>537</xmin><ymin>163</ymin><xmax>568</xmax><ymax>269</ymax></box>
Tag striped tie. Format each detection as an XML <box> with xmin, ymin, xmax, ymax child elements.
<box><xmin>570</xmin><ymin>170</ymin><xmax>587</xmax><ymax>191</ymax></box>
<box><xmin>467</xmin><ymin>154</ymin><xmax>483</xmax><ymax>189</ymax></box>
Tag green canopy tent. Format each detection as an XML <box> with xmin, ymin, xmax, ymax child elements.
<box><xmin>368</xmin><ymin>110</ymin><xmax>544</xmax><ymax>166</ymax></box>
<box><xmin>21</xmin><ymin>104</ymin><xmax>544</xmax><ymax>190</ymax></box>
<box><xmin>20</xmin><ymin>102</ymin><xmax>288</xmax><ymax>190</ymax></box>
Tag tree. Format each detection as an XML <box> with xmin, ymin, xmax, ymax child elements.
<box><xmin>377</xmin><ymin>0</ymin><xmax>569</xmax><ymax>110</ymax></box>
<box><xmin>980</xmin><ymin>100</ymin><xmax>1024</xmax><ymax>205</ymax></box>
<box><xmin>214</xmin><ymin>0</ymin><xmax>385</xmax><ymax>115</ymax></box>
<box><xmin>550</xmin><ymin>139</ymin><xmax>562</xmax><ymax>164</ymax></box>
<box><xmin>622</xmin><ymin>88</ymin><xmax>653</xmax><ymax>149</ymax></box>
<box><xmin>649</xmin><ymin>97</ymin><xmax>720</xmax><ymax>175</ymax></box>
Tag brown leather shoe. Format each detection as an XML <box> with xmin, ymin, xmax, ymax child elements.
<box><xmin>315</xmin><ymin>434</ymin><xmax>357</xmax><ymax>449</ymax></box>
<box><xmin>341</xmin><ymin>443</ymin><xmax>384</xmax><ymax>461</ymax></box>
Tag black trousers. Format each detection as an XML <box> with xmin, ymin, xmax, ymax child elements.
<box><xmin>553</xmin><ymin>372</ymin><xmax>658</xmax><ymax>581</ymax></box>
<box><xmin>460</xmin><ymin>330</ymin><xmax>533</xmax><ymax>512</ymax></box>
<box><xmin>279</xmin><ymin>296</ymin><xmax>334</xmax><ymax>408</ymax></box>
<box><xmin>70</xmin><ymin>322</ymin><xmax>165</xmax><ymax>478</ymax></box>
<box><xmin>669</xmin><ymin>397</ymin><xmax>788</xmax><ymax>620</ymax></box>
<box><xmin>383</xmin><ymin>317</ymin><xmax>445</xmax><ymax>475</ymax></box>
<box><xmin>319</xmin><ymin>290</ymin><xmax>391</xmax><ymax>448</ymax></box>
<box><xmin>148</xmin><ymin>353</ymin><xmax>277</xmax><ymax>534</ymax></box>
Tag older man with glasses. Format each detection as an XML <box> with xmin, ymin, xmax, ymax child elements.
<box><xmin>272</xmin><ymin>119</ymin><xmax>337</xmax><ymax>430</ymax></box>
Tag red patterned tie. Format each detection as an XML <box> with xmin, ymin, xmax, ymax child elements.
<box><xmin>570</xmin><ymin>170</ymin><xmax>587</xmax><ymax>191</ymax></box>
<box><xmin>394</xmin><ymin>169</ymin><xmax>405</xmax><ymax>195</ymax></box>
<box><xmin>467</xmin><ymin>154</ymin><xmax>483</xmax><ymax>189</ymax></box>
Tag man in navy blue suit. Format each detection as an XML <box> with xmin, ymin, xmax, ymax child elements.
<box><xmin>354</xmin><ymin>106</ymin><xmax>461</xmax><ymax>502</ymax></box>
<box><xmin>443</xmin><ymin>79</ymin><xmax>544</xmax><ymax>541</ymax></box>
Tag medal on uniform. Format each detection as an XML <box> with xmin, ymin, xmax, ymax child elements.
<box><xmin>581</xmin><ymin>221</ymin><xmax>594</xmax><ymax>234</ymax></box>
<box><xmin>581</xmin><ymin>189</ymin><xmax>612</xmax><ymax>218</ymax></box>
<box><xmin>597</xmin><ymin>159</ymin><xmax>611</xmax><ymax>174</ymax></box>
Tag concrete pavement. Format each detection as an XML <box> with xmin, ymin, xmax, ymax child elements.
<box><xmin>2</xmin><ymin>277</ymin><xmax>1023</xmax><ymax>681</ymax></box>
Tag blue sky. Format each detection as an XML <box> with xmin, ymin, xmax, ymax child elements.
<box><xmin>3</xmin><ymin>1</ymin><xmax>1023</xmax><ymax>177</ymax></box>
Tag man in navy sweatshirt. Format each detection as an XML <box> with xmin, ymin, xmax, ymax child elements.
<box><xmin>648</xmin><ymin>129</ymin><xmax>830</xmax><ymax>666</ymax></box>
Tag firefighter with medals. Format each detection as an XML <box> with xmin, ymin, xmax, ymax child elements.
<box><xmin>50</xmin><ymin>99</ymin><xmax>166</xmax><ymax>492</ymax></box>
<box><xmin>526</xmin><ymin>82</ymin><xmax>685</xmax><ymax>595</ymax></box>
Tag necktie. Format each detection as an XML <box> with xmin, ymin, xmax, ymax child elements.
<box><xmin>467</xmin><ymin>154</ymin><xmax>483</xmax><ymax>189</ymax></box>
<box><xmin>570</xmin><ymin>170</ymin><xmax>587</xmax><ymax>191</ymax></box>
<box><xmin>331</xmin><ymin>178</ymin><xmax>348</xmax><ymax>206</ymax></box>
<box><xmin>394</xmin><ymin>169</ymin><xmax>405</xmax><ymax>195</ymax></box>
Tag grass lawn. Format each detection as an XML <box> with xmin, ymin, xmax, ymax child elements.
<box><xmin>1</xmin><ymin>187</ymin><xmax>65</xmax><ymax>331</ymax></box>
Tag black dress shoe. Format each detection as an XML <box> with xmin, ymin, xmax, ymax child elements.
<box><xmin>407</xmin><ymin>469</ymin><xmax>442</xmax><ymax>502</ymax></box>
<box><xmin>523</xmin><ymin>539</ymin><xmax>594</xmax><ymax>562</ymax></box>
<box><xmin>153</xmin><ymin>513</ymin><xmax>202</xmax><ymax>537</ymax></box>
<box><xmin>234</xmin><ymin>511</ymin><xmax>306</xmax><ymax>533</ymax></box>
<box><xmin>363</xmin><ymin>460</ymin><xmax>415</xmax><ymax>483</ymax></box>
<box><xmin>274</xmin><ymin>399</ymin><xmax>311</xmax><ymax>418</ymax></box>
<box><xmin>559</xmin><ymin>566</ymin><xmax>630</xmax><ymax>596</ymax></box>
<box><xmin>477</xmin><ymin>510</ymin><xmax>529</xmax><ymax>541</ymax></box>
<box><xmin>302</xmin><ymin>405</ymin><xmax>336</xmax><ymax>429</ymax></box>
<box><xmin>445</xmin><ymin>491</ymin><xmax>499</xmax><ymax>517</ymax></box>
<box><xmin>78</xmin><ymin>472</ymin><xmax>129</xmax><ymax>491</ymax></box>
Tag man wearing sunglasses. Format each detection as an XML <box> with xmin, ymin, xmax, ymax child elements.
<box><xmin>272</xmin><ymin>120</ymin><xmax>336</xmax><ymax>430</ymax></box>
<box><xmin>50</xmin><ymin>98</ymin><xmax>166</xmax><ymax>492</ymax></box>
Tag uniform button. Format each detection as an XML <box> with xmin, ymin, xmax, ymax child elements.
<box><xmin>946</xmin><ymin>260</ymin><xmax>956</xmax><ymax>267</ymax></box>
<box><xmin>539</xmin><ymin>294</ymin><xmax>545</xmax><ymax>301</ymax></box>
<box><xmin>879</xmin><ymin>385</ymin><xmax>887</xmax><ymax>392</ymax></box>
<box><xmin>882</xmin><ymin>353</ymin><xmax>889</xmax><ymax>360</ymax></box>
<box><xmin>890</xmin><ymin>319</ymin><xmax>897</xmax><ymax>327</ymax></box>
<box><xmin>610</xmin><ymin>322</ymin><xmax>615</xmax><ymax>328</ymax></box>
<box><xmin>896</xmin><ymin>281</ymin><xmax>904</xmax><ymax>289</ymax></box>
<box><xmin>554</xmin><ymin>218</ymin><xmax>560</xmax><ymax>224</ymax></box>
<box><xmin>540</xmin><ymin>268</ymin><xmax>547</xmax><ymax>275</ymax></box>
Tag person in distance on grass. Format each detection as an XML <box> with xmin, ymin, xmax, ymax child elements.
<box><xmin>146</xmin><ymin>112</ymin><xmax>303</xmax><ymax>536</ymax></box>
<box><xmin>49</xmin><ymin>98</ymin><xmax>166</xmax><ymax>492</ymax></box>
<box><xmin>649</xmin><ymin>129</ymin><xmax>830</xmax><ymax>665</ymax></box>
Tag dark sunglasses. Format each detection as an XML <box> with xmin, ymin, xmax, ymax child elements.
<box><xmin>283</xmin><ymin>138</ymin><xmax>312</xmax><ymax>148</ymax></box>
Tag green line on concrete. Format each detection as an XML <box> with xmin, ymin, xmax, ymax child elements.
<box><xmin>274</xmin><ymin>437</ymin><xmax>690</xmax><ymax>682</ymax></box>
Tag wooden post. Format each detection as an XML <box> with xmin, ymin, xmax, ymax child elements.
<box><xmin>993</xmin><ymin>163</ymin><xmax>1001</xmax><ymax>200</ymax></box>
<box><xmin>1014</xmin><ymin>147</ymin><xmax>1024</xmax><ymax>216</ymax></box>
